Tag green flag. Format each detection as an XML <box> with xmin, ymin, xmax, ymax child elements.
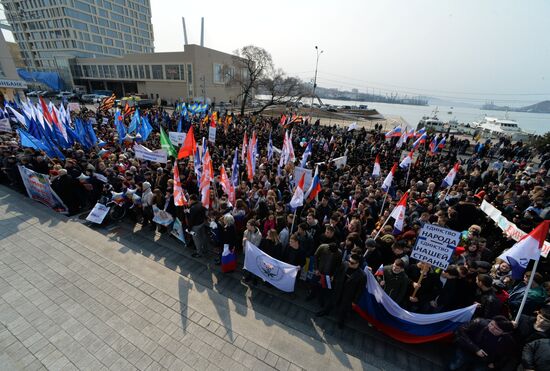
<box><xmin>160</xmin><ymin>127</ymin><xmax>177</xmax><ymax>158</ymax></box>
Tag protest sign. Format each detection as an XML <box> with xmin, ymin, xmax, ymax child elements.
<box><xmin>171</xmin><ymin>218</ymin><xmax>186</xmax><ymax>245</ymax></box>
<box><xmin>208</xmin><ymin>125</ymin><xmax>216</xmax><ymax>143</ymax></box>
<box><xmin>244</xmin><ymin>241</ymin><xmax>299</xmax><ymax>292</ymax></box>
<box><xmin>293</xmin><ymin>167</ymin><xmax>312</xmax><ymax>191</ymax></box>
<box><xmin>17</xmin><ymin>166</ymin><xmax>68</xmax><ymax>214</ymax></box>
<box><xmin>152</xmin><ymin>205</ymin><xmax>173</xmax><ymax>226</ymax></box>
<box><xmin>102</xmin><ymin>117</ymin><xmax>109</xmax><ymax>125</ymax></box>
<box><xmin>133</xmin><ymin>144</ymin><xmax>168</xmax><ymax>163</ymax></box>
<box><xmin>68</xmin><ymin>103</ymin><xmax>80</xmax><ymax>112</ymax></box>
<box><xmin>0</xmin><ymin>118</ymin><xmax>11</xmax><ymax>132</ymax></box>
<box><xmin>411</xmin><ymin>223</ymin><xmax>461</xmax><ymax>269</ymax></box>
<box><xmin>169</xmin><ymin>131</ymin><xmax>186</xmax><ymax>146</ymax></box>
<box><xmin>86</xmin><ymin>203</ymin><xmax>110</xmax><ymax>224</ymax></box>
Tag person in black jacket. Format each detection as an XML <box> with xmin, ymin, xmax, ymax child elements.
<box><xmin>449</xmin><ymin>316</ymin><xmax>516</xmax><ymax>370</ymax></box>
<box><xmin>474</xmin><ymin>274</ymin><xmax>502</xmax><ymax>319</ymax></box>
<box><xmin>316</xmin><ymin>253</ymin><xmax>367</xmax><ymax>328</ymax></box>
<box><xmin>430</xmin><ymin>265</ymin><xmax>462</xmax><ymax>312</ymax></box>
<box><xmin>522</xmin><ymin>338</ymin><xmax>550</xmax><ymax>371</ymax></box>
<box><xmin>187</xmin><ymin>194</ymin><xmax>208</xmax><ymax>258</ymax></box>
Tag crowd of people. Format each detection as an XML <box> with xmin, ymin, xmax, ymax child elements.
<box><xmin>1</xmin><ymin>100</ymin><xmax>549</xmax><ymax>370</ymax></box>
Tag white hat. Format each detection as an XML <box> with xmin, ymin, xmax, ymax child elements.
<box><xmin>142</xmin><ymin>181</ymin><xmax>151</xmax><ymax>190</ymax></box>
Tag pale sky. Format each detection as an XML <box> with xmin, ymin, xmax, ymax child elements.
<box><xmin>151</xmin><ymin>0</ymin><xmax>550</xmax><ymax>105</ymax></box>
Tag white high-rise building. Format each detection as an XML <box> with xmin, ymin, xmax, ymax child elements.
<box><xmin>1</xmin><ymin>0</ymin><xmax>154</xmax><ymax>87</ymax></box>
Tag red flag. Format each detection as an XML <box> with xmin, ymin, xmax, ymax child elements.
<box><xmin>219</xmin><ymin>165</ymin><xmax>231</xmax><ymax>196</ymax></box>
<box><xmin>178</xmin><ymin>126</ymin><xmax>196</xmax><ymax>159</ymax></box>
<box><xmin>199</xmin><ymin>149</ymin><xmax>213</xmax><ymax>209</ymax></box>
<box><xmin>279</xmin><ymin>114</ymin><xmax>287</xmax><ymax>126</ymax></box>
<box><xmin>39</xmin><ymin>97</ymin><xmax>54</xmax><ymax>124</ymax></box>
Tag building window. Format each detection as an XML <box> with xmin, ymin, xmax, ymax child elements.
<box><xmin>187</xmin><ymin>63</ymin><xmax>193</xmax><ymax>83</ymax></box>
<box><xmin>165</xmin><ymin>64</ymin><xmax>180</xmax><ymax>80</ymax></box>
<box><xmin>117</xmin><ymin>65</ymin><xmax>125</xmax><ymax>78</ymax></box>
<box><xmin>151</xmin><ymin>64</ymin><xmax>163</xmax><ymax>79</ymax></box>
<box><xmin>144</xmin><ymin>65</ymin><xmax>150</xmax><ymax>79</ymax></box>
<box><xmin>133</xmin><ymin>65</ymin><xmax>138</xmax><ymax>79</ymax></box>
<box><xmin>110</xmin><ymin>65</ymin><xmax>117</xmax><ymax>78</ymax></box>
<box><xmin>213</xmin><ymin>63</ymin><xmax>224</xmax><ymax>84</ymax></box>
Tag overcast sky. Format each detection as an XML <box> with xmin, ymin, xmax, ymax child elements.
<box><xmin>151</xmin><ymin>0</ymin><xmax>549</xmax><ymax>105</ymax></box>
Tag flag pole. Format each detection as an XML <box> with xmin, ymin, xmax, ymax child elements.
<box><xmin>290</xmin><ymin>208</ymin><xmax>298</xmax><ymax>235</ymax></box>
<box><xmin>379</xmin><ymin>192</ymin><xmax>389</xmax><ymax>217</ymax></box>
<box><xmin>514</xmin><ymin>258</ymin><xmax>540</xmax><ymax>323</ymax></box>
<box><xmin>405</xmin><ymin>163</ymin><xmax>412</xmax><ymax>187</ymax></box>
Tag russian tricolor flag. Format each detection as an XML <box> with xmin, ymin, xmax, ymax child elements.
<box><xmin>306</xmin><ymin>166</ymin><xmax>321</xmax><ymax>202</ymax></box>
<box><xmin>399</xmin><ymin>151</ymin><xmax>413</xmax><ymax>169</ymax></box>
<box><xmin>389</xmin><ymin>191</ymin><xmax>408</xmax><ymax>234</ymax></box>
<box><xmin>381</xmin><ymin>163</ymin><xmax>397</xmax><ymax>193</ymax></box>
<box><xmin>385</xmin><ymin>126</ymin><xmax>402</xmax><ymax>138</ymax></box>
<box><xmin>221</xmin><ymin>244</ymin><xmax>237</xmax><ymax>273</ymax></box>
<box><xmin>412</xmin><ymin>133</ymin><xmax>427</xmax><ymax>149</ymax></box>
<box><xmin>498</xmin><ymin>220</ymin><xmax>550</xmax><ymax>279</ymax></box>
<box><xmin>353</xmin><ymin>269</ymin><xmax>477</xmax><ymax>343</ymax></box>
<box><xmin>441</xmin><ymin>162</ymin><xmax>460</xmax><ymax>188</ymax></box>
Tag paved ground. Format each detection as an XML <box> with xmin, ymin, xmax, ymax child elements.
<box><xmin>0</xmin><ymin>187</ymin><xmax>449</xmax><ymax>370</ymax></box>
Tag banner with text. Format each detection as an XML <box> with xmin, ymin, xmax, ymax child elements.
<box><xmin>411</xmin><ymin>223</ymin><xmax>461</xmax><ymax>269</ymax></box>
<box><xmin>17</xmin><ymin>166</ymin><xmax>68</xmax><ymax>214</ymax></box>
<box><xmin>134</xmin><ymin>144</ymin><xmax>168</xmax><ymax>163</ymax></box>
<box><xmin>480</xmin><ymin>200</ymin><xmax>550</xmax><ymax>257</ymax></box>
<box><xmin>86</xmin><ymin>203</ymin><xmax>110</xmax><ymax>224</ymax></box>
<box><xmin>169</xmin><ymin>131</ymin><xmax>186</xmax><ymax>146</ymax></box>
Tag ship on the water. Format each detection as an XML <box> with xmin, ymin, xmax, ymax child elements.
<box><xmin>471</xmin><ymin>116</ymin><xmax>533</xmax><ymax>141</ymax></box>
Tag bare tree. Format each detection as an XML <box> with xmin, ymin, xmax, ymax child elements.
<box><xmin>255</xmin><ymin>69</ymin><xmax>305</xmax><ymax>113</ymax></box>
<box><xmin>232</xmin><ymin>45</ymin><xmax>274</xmax><ymax>115</ymax></box>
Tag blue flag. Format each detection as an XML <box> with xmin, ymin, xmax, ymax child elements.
<box><xmin>139</xmin><ymin>116</ymin><xmax>153</xmax><ymax>141</ymax></box>
<box><xmin>128</xmin><ymin>109</ymin><xmax>139</xmax><ymax>133</ymax></box>
<box><xmin>18</xmin><ymin>128</ymin><xmax>48</xmax><ymax>151</ymax></box>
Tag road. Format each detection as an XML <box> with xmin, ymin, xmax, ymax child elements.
<box><xmin>0</xmin><ymin>187</ymin><xmax>448</xmax><ymax>370</ymax></box>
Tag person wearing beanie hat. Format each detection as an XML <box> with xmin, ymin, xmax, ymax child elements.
<box><xmin>449</xmin><ymin>316</ymin><xmax>516</xmax><ymax>370</ymax></box>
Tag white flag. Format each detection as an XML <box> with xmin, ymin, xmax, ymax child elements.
<box><xmin>244</xmin><ymin>241</ymin><xmax>299</xmax><ymax>292</ymax></box>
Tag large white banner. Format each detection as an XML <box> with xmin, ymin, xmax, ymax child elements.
<box><xmin>411</xmin><ymin>223</ymin><xmax>461</xmax><ymax>269</ymax></box>
<box><xmin>169</xmin><ymin>131</ymin><xmax>186</xmax><ymax>146</ymax></box>
<box><xmin>86</xmin><ymin>203</ymin><xmax>110</xmax><ymax>224</ymax></box>
<box><xmin>480</xmin><ymin>200</ymin><xmax>550</xmax><ymax>258</ymax></box>
<box><xmin>17</xmin><ymin>166</ymin><xmax>68</xmax><ymax>214</ymax></box>
<box><xmin>480</xmin><ymin>200</ymin><xmax>502</xmax><ymax>222</ymax></box>
<box><xmin>134</xmin><ymin>144</ymin><xmax>168</xmax><ymax>163</ymax></box>
<box><xmin>244</xmin><ymin>241</ymin><xmax>299</xmax><ymax>292</ymax></box>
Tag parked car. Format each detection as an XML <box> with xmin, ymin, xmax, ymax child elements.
<box><xmin>81</xmin><ymin>94</ymin><xmax>99</xmax><ymax>103</ymax></box>
<box><xmin>56</xmin><ymin>91</ymin><xmax>76</xmax><ymax>100</ymax></box>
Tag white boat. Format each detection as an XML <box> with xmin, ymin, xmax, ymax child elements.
<box><xmin>417</xmin><ymin>107</ymin><xmax>447</xmax><ymax>132</ymax></box>
<box><xmin>471</xmin><ymin>116</ymin><xmax>532</xmax><ymax>142</ymax></box>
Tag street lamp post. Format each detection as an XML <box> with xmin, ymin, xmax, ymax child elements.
<box><xmin>311</xmin><ymin>45</ymin><xmax>323</xmax><ymax>116</ymax></box>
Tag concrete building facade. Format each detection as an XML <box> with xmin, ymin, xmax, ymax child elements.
<box><xmin>1</xmin><ymin>0</ymin><xmax>154</xmax><ymax>87</ymax></box>
<box><xmin>70</xmin><ymin>44</ymin><xmax>244</xmax><ymax>105</ymax></box>
<box><xmin>0</xmin><ymin>28</ymin><xmax>27</xmax><ymax>101</ymax></box>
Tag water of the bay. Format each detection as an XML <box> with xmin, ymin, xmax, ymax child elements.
<box><xmin>309</xmin><ymin>98</ymin><xmax>550</xmax><ymax>135</ymax></box>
